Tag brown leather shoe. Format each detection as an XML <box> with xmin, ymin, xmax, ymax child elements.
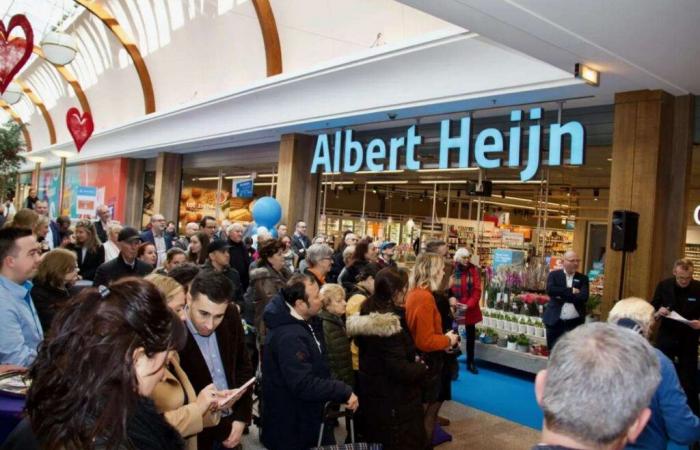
<box><xmin>438</xmin><ymin>416</ymin><xmax>451</xmax><ymax>426</ymax></box>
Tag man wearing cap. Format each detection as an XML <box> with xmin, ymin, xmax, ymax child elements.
<box><xmin>201</xmin><ymin>240</ymin><xmax>244</xmax><ymax>308</ymax></box>
<box><xmin>377</xmin><ymin>241</ymin><xmax>398</xmax><ymax>269</ymax></box>
<box><xmin>93</xmin><ymin>227</ymin><xmax>153</xmax><ymax>287</ymax></box>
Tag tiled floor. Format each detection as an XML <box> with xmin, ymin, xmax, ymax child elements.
<box><xmin>241</xmin><ymin>400</ymin><xmax>541</xmax><ymax>449</ymax></box>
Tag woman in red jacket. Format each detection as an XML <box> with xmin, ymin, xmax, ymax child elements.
<box><xmin>406</xmin><ymin>252</ymin><xmax>459</xmax><ymax>448</ymax></box>
<box><xmin>449</xmin><ymin>248</ymin><xmax>482</xmax><ymax>375</ymax></box>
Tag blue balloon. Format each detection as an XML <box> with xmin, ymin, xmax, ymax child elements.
<box><xmin>252</xmin><ymin>196</ymin><xmax>282</xmax><ymax>229</ymax></box>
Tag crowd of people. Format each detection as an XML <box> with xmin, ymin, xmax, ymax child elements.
<box><xmin>1</xmin><ymin>199</ymin><xmax>700</xmax><ymax>450</ymax></box>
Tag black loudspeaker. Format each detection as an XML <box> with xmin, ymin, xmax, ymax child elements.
<box><xmin>611</xmin><ymin>210</ymin><xmax>639</xmax><ymax>251</ymax></box>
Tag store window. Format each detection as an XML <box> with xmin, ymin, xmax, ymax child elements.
<box><xmin>60</xmin><ymin>159</ymin><xmax>129</xmax><ymax>222</ymax></box>
<box><xmin>179</xmin><ymin>166</ymin><xmax>278</xmax><ymax>230</ymax></box>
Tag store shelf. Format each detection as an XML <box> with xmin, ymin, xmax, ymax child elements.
<box><xmin>473</xmin><ymin>342</ymin><xmax>548</xmax><ymax>374</ymax></box>
<box><xmin>685</xmin><ymin>244</ymin><xmax>700</xmax><ymax>279</ymax></box>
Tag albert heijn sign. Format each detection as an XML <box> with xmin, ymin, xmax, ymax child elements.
<box><xmin>310</xmin><ymin>108</ymin><xmax>586</xmax><ymax>181</ymax></box>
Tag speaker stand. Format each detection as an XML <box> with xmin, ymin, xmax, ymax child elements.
<box><xmin>618</xmin><ymin>250</ymin><xmax>627</xmax><ymax>301</ymax></box>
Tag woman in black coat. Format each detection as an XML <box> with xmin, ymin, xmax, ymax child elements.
<box><xmin>346</xmin><ymin>268</ymin><xmax>427</xmax><ymax>450</ymax></box>
<box><xmin>30</xmin><ymin>248</ymin><xmax>79</xmax><ymax>332</ymax></box>
<box><xmin>69</xmin><ymin>219</ymin><xmax>105</xmax><ymax>282</ymax></box>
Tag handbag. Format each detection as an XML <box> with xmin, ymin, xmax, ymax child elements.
<box><xmin>311</xmin><ymin>403</ymin><xmax>383</xmax><ymax>450</ymax></box>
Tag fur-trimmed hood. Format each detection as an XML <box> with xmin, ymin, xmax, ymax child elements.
<box><xmin>346</xmin><ymin>312</ymin><xmax>403</xmax><ymax>338</ymax></box>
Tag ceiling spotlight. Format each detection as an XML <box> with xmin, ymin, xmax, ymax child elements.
<box><xmin>501</xmin><ymin>190</ymin><xmax>506</xmax><ymax>199</ymax></box>
<box><xmin>593</xmin><ymin>188</ymin><xmax>600</xmax><ymax>201</ymax></box>
<box><xmin>372</xmin><ymin>187</ymin><xmax>378</xmax><ymax>194</ymax></box>
<box><xmin>574</xmin><ymin>63</ymin><xmax>600</xmax><ymax>87</ymax></box>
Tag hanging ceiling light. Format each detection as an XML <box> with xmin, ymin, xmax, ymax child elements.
<box><xmin>406</xmin><ymin>218</ymin><xmax>415</xmax><ymax>230</ymax></box>
<box><xmin>1</xmin><ymin>82</ymin><xmax>23</xmax><ymax>105</ymax></box>
<box><xmin>41</xmin><ymin>31</ymin><xmax>78</xmax><ymax>65</ymax></box>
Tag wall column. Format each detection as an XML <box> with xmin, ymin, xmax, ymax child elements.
<box><xmin>153</xmin><ymin>153</ymin><xmax>182</xmax><ymax>226</ymax></box>
<box><xmin>124</xmin><ymin>158</ymin><xmax>145</xmax><ymax>228</ymax></box>
<box><xmin>276</xmin><ymin>134</ymin><xmax>320</xmax><ymax>234</ymax></box>
<box><xmin>602</xmin><ymin>91</ymin><xmax>695</xmax><ymax>316</ymax></box>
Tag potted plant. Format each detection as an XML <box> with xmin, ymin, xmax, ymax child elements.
<box><xmin>516</xmin><ymin>334</ymin><xmax>530</xmax><ymax>353</ymax></box>
<box><xmin>506</xmin><ymin>334</ymin><xmax>518</xmax><ymax>351</ymax></box>
<box><xmin>534</xmin><ymin>320</ymin><xmax>545</xmax><ymax>338</ymax></box>
<box><xmin>586</xmin><ymin>294</ymin><xmax>602</xmax><ymax>323</ymax></box>
<box><xmin>480</xmin><ymin>328</ymin><xmax>498</xmax><ymax>344</ymax></box>
<box><xmin>518</xmin><ymin>317</ymin><xmax>528</xmax><ymax>334</ymax></box>
<box><xmin>527</xmin><ymin>318</ymin><xmax>536</xmax><ymax>336</ymax></box>
<box><xmin>495</xmin><ymin>313</ymin><xmax>504</xmax><ymax>330</ymax></box>
<box><xmin>509</xmin><ymin>315</ymin><xmax>519</xmax><ymax>332</ymax></box>
<box><xmin>497</xmin><ymin>335</ymin><xmax>508</xmax><ymax>348</ymax></box>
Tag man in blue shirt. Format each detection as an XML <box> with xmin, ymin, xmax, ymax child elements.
<box><xmin>0</xmin><ymin>227</ymin><xmax>43</xmax><ymax>366</ymax></box>
<box><xmin>178</xmin><ymin>270</ymin><xmax>254</xmax><ymax>450</ymax></box>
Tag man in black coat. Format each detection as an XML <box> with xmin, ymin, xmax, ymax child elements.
<box><xmin>652</xmin><ymin>258</ymin><xmax>700</xmax><ymax>413</ymax></box>
<box><xmin>179</xmin><ymin>270</ymin><xmax>254</xmax><ymax>450</ymax></box>
<box><xmin>291</xmin><ymin>221</ymin><xmax>311</xmax><ymax>265</ymax></box>
<box><xmin>93</xmin><ymin>227</ymin><xmax>152</xmax><ymax>287</ymax></box>
<box><xmin>544</xmin><ymin>250</ymin><xmax>589</xmax><ymax>350</ymax></box>
<box><xmin>226</xmin><ymin>222</ymin><xmax>251</xmax><ymax>292</ymax></box>
<box><xmin>261</xmin><ymin>273</ymin><xmax>358</xmax><ymax>450</ymax></box>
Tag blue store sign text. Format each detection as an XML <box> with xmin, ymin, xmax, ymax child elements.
<box><xmin>310</xmin><ymin>108</ymin><xmax>585</xmax><ymax>181</ymax></box>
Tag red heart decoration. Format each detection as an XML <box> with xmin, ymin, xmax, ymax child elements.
<box><xmin>66</xmin><ymin>107</ymin><xmax>94</xmax><ymax>152</ymax></box>
<box><xmin>0</xmin><ymin>15</ymin><xmax>33</xmax><ymax>94</ymax></box>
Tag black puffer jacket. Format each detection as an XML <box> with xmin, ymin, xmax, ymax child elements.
<box><xmin>318</xmin><ymin>310</ymin><xmax>355</xmax><ymax>388</ymax></box>
<box><xmin>347</xmin><ymin>309</ymin><xmax>427</xmax><ymax>450</ymax></box>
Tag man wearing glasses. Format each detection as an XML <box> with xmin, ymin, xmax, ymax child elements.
<box><xmin>543</xmin><ymin>250</ymin><xmax>589</xmax><ymax>351</ymax></box>
<box><xmin>653</xmin><ymin>258</ymin><xmax>700</xmax><ymax>414</ymax></box>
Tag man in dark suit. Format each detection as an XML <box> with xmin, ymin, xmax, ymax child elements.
<box><xmin>652</xmin><ymin>258</ymin><xmax>700</xmax><ymax>413</ymax></box>
<box><xmin>94</xmin><ymin>204</ymin><xmax>111</xmax><ymax>243</ymax></box>
<box><xmin>544</xmin><ymin>250</ymin><xmax>589</xmax><ymax>350</ymax></box>
<box><xmin>291</xmin><ymin>220</ymin><xmax>311</xmax><ymax>265</ymax></box>
<box><xmin>179</xmin><ymin>270</ymin><xmax>254</xmax><ymax>450</ymax></box>
<box><xmin>140</xmin><ymin>213</ymin><xmax>172</xmax><ymax>268</ymax></box>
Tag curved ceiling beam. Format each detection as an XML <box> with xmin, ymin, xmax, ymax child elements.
<box><xmin>0</xmin><ymin>100</ymin><xmax>32</xmax><ymax>151</ymax></box>
<box><xmin>33</xmin><ymin>46</ymin><xmax>92</xmax><ymax>116</ymax></box>
<box><xmin>74</xmin><ymin>0</ymin><xmax>156</xmax><ymax>114</ymax></box>
<box><xmin>15</xmin><ymin>79</ymin><xmax>57</xmax><ymax>145</ymax></box>
<box><xmin>252</xmin><ymin>0</ymin><xmax>283</xmax><ymax>76</ymax></box>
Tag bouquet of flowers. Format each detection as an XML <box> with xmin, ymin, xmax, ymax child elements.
<box><xmin>514</xmin><ymin>292</ymin><xmax>550</xmax><ymax>316</ymax></box>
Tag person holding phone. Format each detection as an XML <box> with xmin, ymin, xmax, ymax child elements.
<box><xmin>147</xmin><ymin>274</ymin><xmax>230</xmax><ymax>450</ymax></box>
<box><xmin>178</xmin><ymin>271</ymin><xmax>254</xmax><ymax>450</ymax></box>
<box><xmin>543</xmin><ymin>250</ymin><xmax>589</xmax><ymax>350</ymax></box>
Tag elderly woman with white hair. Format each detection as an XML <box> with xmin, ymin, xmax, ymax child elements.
<box><xmin>103</xmin><ymin>223</ymin><xmax>123</xmax><ymax>262</ymax></box>
<box><xmin>608</xmin><ymin>297</ymin><xmax>700</xmax><ymax>449</ymax></box>
<box><xmin>449</xmin><ymin>247</ymin><xmax>481</xmax><ymax>374</ymax></box>
<box><xmin>303</xmin><ymin>243</ymin><xmax>334</xmax><ymax>287</ymax></box>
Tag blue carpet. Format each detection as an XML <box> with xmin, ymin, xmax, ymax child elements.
<box><xmin>452</xmin><ymin>357</ymin><xmax>686</xmax><ymax>450</ymax></box>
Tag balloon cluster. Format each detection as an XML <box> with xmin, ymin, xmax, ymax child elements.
<box><xmin>250</xmin><ymin>196</ymin><xmax>282</xmax><ymax>241</ymax></box>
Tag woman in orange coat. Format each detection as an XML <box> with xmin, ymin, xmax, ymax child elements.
<box><xmin>405</xmin><ymin>253</ymin><xmax>459</xmax><ymax>448</ymax></box>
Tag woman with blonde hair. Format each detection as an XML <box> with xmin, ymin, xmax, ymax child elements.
<box><xmin>33</xmin><ymin>215</ymin><xmax>51</xmax><ymax>254</ymax></box>
<box><xmin>69</xmin><ymin>219</ymin><xmax>104</xmax><ymax>282</ymax></box>
<box><xmin>31</xmin><ymin>249</ymin><xmax>80</xmax><ymax>332</ymax></box>
<box><xmin>145</xmin><ymin>273</ymin><xmax>227</xmax><ymax>450</ymax></box>
<box><xmin>406</xmin><ymin>252</ymin><xmax>458</xmax><ymax>447</ymax></box>
<box><xmin>608</xmin><ymin>297</ymin><xmax>700</xmax><ymax>449</ymax></box>
<box><xmin>103</xmin><ymin>223</ymin><xmax>123</xmax><ymax>262</ymax></box>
